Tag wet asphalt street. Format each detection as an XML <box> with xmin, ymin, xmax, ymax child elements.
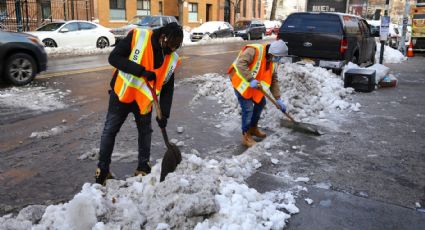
<box><xmin>0</xmin><ymin>42</ymin><xmax>424</xmax><ymax>229</ymax></box>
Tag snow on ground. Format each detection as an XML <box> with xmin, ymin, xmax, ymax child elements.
<box><xmin>30</xmin><ymin>125</ymin><xmax>68</xmax><ymax>139</ymax></box>
<box><xmin>375</xmin><ymin>42</ymin><xmax>407</xmax><ymax>64</ymax></box>
<box><xmin>187</xmin><ymin>63</ymin><xmax>359</xmax><ymax>129</ymax></box>
<box><xmin>0</xmin><ymin>144</ymin><xmax>301</xmax><ymax>229</ymax></box>
<box><xmin>0</xmin><ymin>86</ymin><xmax>69</xmax><ymax>112</ymax></box>
<box><xmin>45</xmin><ymin>47</ymin><xmax>114</xmax><ymax>58</ymax></box>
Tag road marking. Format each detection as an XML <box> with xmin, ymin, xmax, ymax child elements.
<box><xmin>38</xmin><ymin>66</ymin><xmax>113</xmax><ymax>79</ymax></box>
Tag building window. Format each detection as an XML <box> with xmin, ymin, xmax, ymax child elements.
<box><xmin>188</xmin><ymin>3</ymin><xmax>198</xmax><ymax>22</ymax></box>
<box><xmin>41</xmin><ymin>0</ymin><xmax>52</xmax><ymax>20</ymax></box>
<box><xmin>137</xmin><ymin>0</ymin><xmax>150</xmax><ymax>16</ymax></box>
<box><xmin>158</xmin><ymin>1</ymin><xmax>163</xmax><ymax>15</ymax></box>
<box><xmin>110</xmin><ymin>0</ymin><xmax>126</xmax><ymax>20</ymax></box>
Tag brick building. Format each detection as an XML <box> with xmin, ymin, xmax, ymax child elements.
<box><xmin>93</xmin><ymin>0</ymin><xmax>265</xmax><ymax>29</ymax></box>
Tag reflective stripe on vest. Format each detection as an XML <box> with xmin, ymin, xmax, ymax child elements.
<box><xmin>114</xmin><ymin>29</ymin><xmax>180</xmax><ymax>114</ymax></box>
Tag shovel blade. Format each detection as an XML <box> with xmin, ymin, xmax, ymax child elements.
<box><xmin>280</xmin><ymin>118</ymin><xmax>322</xmax><ymax>136</ymax></box>
<box><xmin>160</xmin><ymin>143</ymin><xmax>182</xmax><ymax>182</ymax></box>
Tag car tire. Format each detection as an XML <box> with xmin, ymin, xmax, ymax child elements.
<box><xmin>42</xmin><ymin>38</ymin><xmax>57</xmax><ymax>48</ymax></box>
<box><xmin>210</xmin><ymin>33</ymin><xmax>217</xmax><ymax>39</ymax></box>
<box><xmin>4</xmin><ymin>53</ymin><xmax>36</xmax><ymax>86</ymax></box>
<box><xmin>96</xmin><ymin>37</ymin><xmax>109</xmax><ymax>49</ymax></box>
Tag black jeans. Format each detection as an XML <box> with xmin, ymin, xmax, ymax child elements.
<box><xmin>97</xmin><ymin>91</ymin><xmax>152</xmax><ymax>171</ymax></box>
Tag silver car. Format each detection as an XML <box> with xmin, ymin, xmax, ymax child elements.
<box><xmin>110</xmin><ymin>15</ymin><xmax>179</xmax><ymax>43</ymax></box>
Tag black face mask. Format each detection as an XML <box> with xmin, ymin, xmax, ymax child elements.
<box><xmin>163</xmin><ymin>46</ymin><xmax>173</xmax><ymax>55</ymax></box>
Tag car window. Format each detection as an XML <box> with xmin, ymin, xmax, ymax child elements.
<box><xmin>221</xmin><ymin>23</ymin><xmax>229</xmax><ymax>29</ymax></box>
<box><xmin>170</xmin><ymin>17</ymin><xmax>178</xmax><ymax>23</ymax></box>
<box><xmin>343</xmin><ymin>16</ymin><xmax>360</xmax><ymax>34</ymax></box>
<box><xmin>36</xmin><ymin>23</ymin><xmax>65</xmax><ymax>31</ymax></box>
<box><xmin>63</xmin><ymin>22</ymin><xmax>79</xmax><ymax>32</ymax></box>
<box><xmin>283</xmin><ymin>13</ymin><xmax>342</xmax><ymax>34</ymax></box>
<box><xmin>79</xmin><ymin>22</ymin><xmax>96</xmax><ymax>30</ymax></box>
<box><xmin>234</xmin><ymin>21</ymin><xmax>250</xmax><ymax>29</ymax></box>
<box><xmin>162</xmin><ymin>17</ymin><xmax>169</xmax><ymax>25</ymax></box>
<box><xmin>150</xmin><ymin>17</ymin><xmax>161</xmax><ymax>27</ymax></box>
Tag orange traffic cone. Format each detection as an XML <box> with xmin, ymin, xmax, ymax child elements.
<box><xmin>407</xmin><ymin>41</ymin><xmax>414</xmax><ymax>57</ymax></box>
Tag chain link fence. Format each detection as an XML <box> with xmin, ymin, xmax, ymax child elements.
<box><xmin>0</xmin><ymin>0</ymin><xmax>93</xmax><ymax>32</ymax></box>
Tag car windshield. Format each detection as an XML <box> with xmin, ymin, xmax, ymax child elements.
<box><xmin>36</xmin><ymin>23</ymin><xmax>65</xmax><ymax>31</ymax></box>
<box><xmin>234</xmin><ymin>21</ymin><xmax>250</xmax><ymax>29</ymax></box>
<box><xmin>139</xmin><ymin>16</ymin><xmax>159</xmax><ymax>26</ymax></box>
<box><xmin>128</xmin><ymin>16</ymin><xmax>145</xmax><ymax>26</ymax></box>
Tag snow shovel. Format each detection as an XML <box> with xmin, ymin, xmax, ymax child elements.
<box><xmin>258</xmin><ymin>85</ymin><xmax>321</xmax><ymax>136</ymax></box>
<box><xmin>146</xmin><ymin>82</ymin><xmax>182</xmax><ymax>182</ymax></box>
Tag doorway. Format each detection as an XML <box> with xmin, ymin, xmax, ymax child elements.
<box><xmin>206</xmin><ymin>4</ymin><xmax>212</xmax><ymax>22</ymax></box>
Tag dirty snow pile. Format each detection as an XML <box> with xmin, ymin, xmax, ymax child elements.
<box><xmin>375</xmin><ymin>42</ymin><xmax>407</xmax><ymax>64</ymax></box>
<box><xmin>183</xmin><ymin>29</ymin><xmax>243</xmax><ymax>46</ymax></box>
<box><xmin>0</xmin><ymin>148</ymin><xmax>299</xmax><ymax>229</ymax></box>
<box><xmin>0</xmin><ymin>86</ymin><xmax>68</xmax><ymax>112</ymax></box>
<box><xmin>45</xmin><ymin>47</ymin><xmax>114</xmax><ymax>58</ymax></box>
<box><xmin>188</xmin><ymin>63</ymin><xmax>359</xmax><ymax>126</ymax></box>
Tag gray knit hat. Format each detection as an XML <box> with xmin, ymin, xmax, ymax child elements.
<box><xmin>268</xmin><ymin>40</ymin><xmax>288</xmax><ymax>56</ymax></box>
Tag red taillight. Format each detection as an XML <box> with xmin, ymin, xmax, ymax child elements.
<box><xmin>340</xmin><ymin>38</ymin><xmax>348</xmax><ymax>54</ymax></box>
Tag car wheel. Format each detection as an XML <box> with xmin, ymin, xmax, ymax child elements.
<box><xmin>210</xmin><ymin>33</ymin><xmax>217</xmax><ymax>39</ymax></box>
<box><xmin>96</xmin><ymin>37</ymin><xmax>109</xmax><ymax>49</ymax></box>
<box><xmin>42</xmin><ymin>38</ymin><xmax>57</xmax><ymax>48</ymax></box>
<box><xmin>4</xmin><ymin>53</ymin><xmax>36</xmax><ymax>86</ymax></box>
<box><xmin>247</xmin><ymin>33</ymin><xmax>251</xmax><ymax>40</ymax></box>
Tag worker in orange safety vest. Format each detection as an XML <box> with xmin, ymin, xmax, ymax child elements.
<box><xmin>228</xmin><ymin>40</ymin><xmax>288</xmax><ymax>147</ymax></box>
<box><xmin>95</xmin><ymin>22</ymin><xmax>183</xmax><ymax>185</ymax></box>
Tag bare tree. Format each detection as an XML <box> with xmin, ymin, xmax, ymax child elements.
<box><xmin>270</xmin><ymin>0</ymin><xmax>278</xmax><ymax>20</ymax></box>
<box><xmin>230</xmin><ymin>0</ymin><xmax>242</xmax><ymax>22</ymax></box>
<box><xmin>177</xmin><ymin>0</ymin><xmax>184</xmax><ymax>25</ymax></box>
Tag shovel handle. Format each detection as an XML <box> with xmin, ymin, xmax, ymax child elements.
<box><xmin>257</xmin><ymin>84</ymin><xmax>296</xmax><ymax>123</ymax></box>
<box><xmin>146</xmin><ymin>79</ymin><xmax>171</xmax><ymax>147</ymax></box>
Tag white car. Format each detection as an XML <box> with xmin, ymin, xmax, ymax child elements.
<box><xmin>190</xmin><ymin>21</ymin><xmax>234</xmax><ymax>42</ymax></box>
<box><xmin>27</xmin><ymin>20</ymin><xmax>115</xmax><ymax>48</ymax></box>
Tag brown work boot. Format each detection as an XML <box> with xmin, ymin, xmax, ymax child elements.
<box><xmin>248</xmin><ymin>126</ymin><xmax>267</xmax><ymax>138</ymax></box>
<box><xmin>134</xmin><ymin>161</ymin><xmax>152</xmax><ymax>176</ymax></box>
<box><xmin>242</xmin><ymin>132</ymin><xmax>257</xmax><ymax>147</ymax></box>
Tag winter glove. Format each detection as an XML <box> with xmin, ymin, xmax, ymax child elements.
<box><xmin>156</xmin><ymin>116</ymin><xmax>167</xmax><ymax>129</ymax></box>
<box><xmin>141</xmin><ymin>70</ymin><xmax>156</xmax><ymax>81</ymax></box>
<box><xmin>249</xmin><ymin>79</ymin><xmax>259</xmax><ymax>88</ymax></box>
<box><xmin>276</xmin><ymin>99</ymin><xmax>286</xmax><ymax>113</ymax></box>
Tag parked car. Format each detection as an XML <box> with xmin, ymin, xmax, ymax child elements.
<box><xmin>234</xmin><ymin>20</ymin><xmax>266</xmax><ymax>40</ymax></box>
<box><xmin>190</xmin><ymin>21</ymin><xmax>234</xmax><ymax>42</ymax></box>
<box><xmin>110</xmin><ymin>15</ymin><xmax>178</xmax><ymax>43</ymax></box>
<box><xmin>263</xmin><ymin>20</ymin><xmax>281</xmax><ymax>36</ymax></box>
<box><xmin>279</xmin><ymin>12</ymin><xmax>377</xmax><ymax>73</ymax></box>
<box><xmin>0</xmin><ymin>31</ymin><xmax>47</xmax><ymax>86</ymax></box>
<box><xmin>27</xmin><ymin>20</ymin><xmax>115</xmax><ymax>48</ymax></box>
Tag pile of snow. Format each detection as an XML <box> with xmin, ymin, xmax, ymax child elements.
<box><xmin>45</xmin><ymin>47</ymin><xmax>114</xmax><ymax>58</ymax></box>
<box><xmin>30</xmin><ymin>125</ymin><xmax>68</xmax><ymax>139</ymax></box>
<box><xmin>0</xmin><ymin>86</ymin><xmax>68</xmax><ymax>112</ymax></box>
<box><xmin>188</xmin><ymin>63</ymin><xmax>359</xmax><ymax>126</ymax></box>
<box><xmin>375</xmin><ymin>43</ymin><xmax>407</xmax><ymax>64</ymax></box>
<box><xmin>0</xmin><ymin>149</ymin><xmax>298</xmax><ymax>229</ymax></box>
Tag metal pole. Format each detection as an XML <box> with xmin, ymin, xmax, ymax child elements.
<box><xmin>398</xmin><ymin>0</ymin><xmax>410</xmax><ymax>55</ymax></box>
<box><xmin>379</xmin><ymin>0</ymin><xmax>390</xmax><ymax>64</ymax></box>
<box><xmin>15</xmin><ymin>0</ymin><xmax>23</xmax><ymax>32</ymax></box>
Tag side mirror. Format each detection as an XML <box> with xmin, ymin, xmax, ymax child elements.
<box><xmin>60</xmin><ymin>28</ymin><xmax>69</xmax><ymax>33</ymax></box>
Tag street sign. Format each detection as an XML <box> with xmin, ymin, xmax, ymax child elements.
<box><xmin>380</xmin><ymin>16</ymin><xmax>390</xmax><ymax>41</ymax></box>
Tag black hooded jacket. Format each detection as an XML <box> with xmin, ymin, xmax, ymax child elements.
<box><xmin>108</xmin><ymin>28</ymin><xmax>174</xmax><ymax>118</ymax></box>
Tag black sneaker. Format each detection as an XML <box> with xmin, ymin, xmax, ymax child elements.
<box><xmin>95</xmin><ymin>167</ymin><xmax>114</xmax><ymax>185</ymax></box>
<box><xmin>134</xmin><ymin>161</ymin><xmax>151</xmax><ymax>176</ymax></box>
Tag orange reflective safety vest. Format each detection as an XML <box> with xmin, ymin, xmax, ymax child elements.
<box><xmin>227</xmin><ymin>44</ymin><xmax>275</xmax><ymax>103</ymax></box>
<box><xmin>113</xmin><ymin>29</ymin><xmax>181</xmax><ymax>114</ymax></box>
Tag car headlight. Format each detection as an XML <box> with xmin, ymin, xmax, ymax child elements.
<box><xmin>27</xmin><ymin>36</ymin><xmax>43</xmax><ymax>46</ymax></box>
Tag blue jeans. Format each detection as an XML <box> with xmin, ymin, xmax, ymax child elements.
<box><xmin>235</xmin><ymin>90</ymin><xmax>266</xmax><ymax>133</ymax></box>
<box><xmin>98</xmin><ymin>91</ymin><xmax>152</xmax><ymax>171</ymax></box>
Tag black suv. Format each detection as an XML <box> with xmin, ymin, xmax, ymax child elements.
<box><xmin>234</xmin><ymin>20</ymin><xmax>266</xmax><ymax>40</ymax></box>
<box><xmin>0</xmin><ymin>31</ymin><xmax>47</xmax><ymax>86</ymax></box>
<box><xmin>279</xmin><ymin>12</ymin><xmax>377</xmax><ymax>72</ymax></box>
